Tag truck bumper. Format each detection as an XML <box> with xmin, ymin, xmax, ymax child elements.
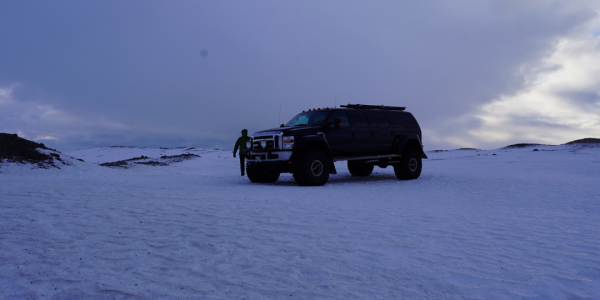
<box><xmin>246</xmin><ymin>150</ymin><xmax>293</xmax><ymax>162</ymax></box>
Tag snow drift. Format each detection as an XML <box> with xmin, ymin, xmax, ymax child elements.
<box><xmin>1</xmin><ymin>140</ymin><xmax>599</xmax><ymax>299</ymax></box>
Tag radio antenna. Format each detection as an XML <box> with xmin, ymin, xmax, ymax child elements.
<box><xmin>279</xmin><ymin>103</ymin><xmax>281</xmax><ymax>125</ymax></box>
<box><xmin>335</xmin><ymin>94</ymin><xmax>337</xmax><ymax>108</ymax></box>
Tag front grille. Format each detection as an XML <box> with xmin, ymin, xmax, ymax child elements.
<box><xmin>254</xmin><ymin>135</ymin><xmax>273</xmax><ymax>140</ymax></box>
<box><xmin>252</xmin><ymin>134</ymin><xmax>281</xmax><ymax>150</ymax></box>
<box><xmin>253</xmin><ymin>140</ymin><xmax>275</xmax><ymax>150</ymax></box>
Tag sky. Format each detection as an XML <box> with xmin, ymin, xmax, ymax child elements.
<box><xmin>1</xmin><ymin>1</ymin><xmax>600</xmax><ymax>151</ymax></box>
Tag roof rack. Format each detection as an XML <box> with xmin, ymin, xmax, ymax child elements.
<box><xmin>340</xmin><ymin>104</ymin><xmax>406</xmax><ymax>111</ymax></box>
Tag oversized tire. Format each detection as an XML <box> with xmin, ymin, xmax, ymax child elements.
<box><xmin>394</xmin><ymin>151</ymin><xmax>422</xmax><ymax>180</ymax></box>
<box><xmin>292</xmin><ymin>149</ymin><xmax>330</xmax><ymax>186</ymax></box>
<box><xmin>347</xmin><ymin>160</ymin><xmax>374</xmax><ymax>176</ymax></box>
<box><xmin>246</xmin><ymin>164</ymin><xmax>280</xmax><ymax>183</ymax></box>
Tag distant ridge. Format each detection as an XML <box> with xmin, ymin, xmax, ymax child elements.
<box><xmin>565</xmin><ymin>138</ymin><xmax>600</xmax><ymax>144</ymax></box>
<box><xmin>501</xmin><ymin>138</ymin><xmax>600</xmax><ymax>149</ymax></box>
<box><xmin>503</xmin><ymin>143</ymin><xmax>544</xmax><ymax>149</ymax></box>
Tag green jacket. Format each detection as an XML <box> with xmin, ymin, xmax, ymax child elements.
<box><xmin>234</xmin><ymin>135</ymin><xmax>251</xmax><ymax>155</ymax></box>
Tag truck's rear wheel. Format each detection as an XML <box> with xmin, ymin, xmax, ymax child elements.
<box><xmin>347</xmin><ymin>160</ymin><xmax>374</xmax><ymax>176</ymax></box>
<box><xmin>293</xmin><ymin>149</ymin><xmax>330</xmax><ymax>186</ymax></box>
<box><xmin>394</xmin><ymin>151</ymin><xmax>422</xmax><ymax>180</ymax></box>
<box><xmin>246</xmin><ymin>164</ymin><xmax>280</xmax><ymax>183</ymax></box>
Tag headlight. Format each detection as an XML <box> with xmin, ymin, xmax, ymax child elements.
<box><xmin>283</xmin><ymin>136</ymin><xmax>294</xmax><ymax>149</ymax></box>
<box><xmin>246</xmin><ymin>141</ymin><xmax>251</xmax><ymax>148</ymax></box>
<box><xmin>260</xmin><ymin>141</ymin><xmax>267</xmax><ymax>148</ymax></box>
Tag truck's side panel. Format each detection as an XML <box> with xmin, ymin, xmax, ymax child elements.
<box><xmin>346</xmin><ymin>110</ymin><xmax>374</xmax><ymax>156</ymax></box>
<box><xmin>366</xmin><ymin>110</ymin><xmax>395</xmax><ymax>155</ymax></box>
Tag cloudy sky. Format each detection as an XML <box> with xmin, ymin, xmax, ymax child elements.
<box><xmin>1</xmin><ymin>1</ymin><xmax>599</xmax><ymax>151</ymax></box>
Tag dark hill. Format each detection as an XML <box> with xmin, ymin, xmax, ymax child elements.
<box><xmin>0</xmin><ymin>133</ymin><xmax>62</xmax><ymax>168</ymax></box>
<box><xmin>565</xmin><ymin>138</ymin><xmax>600</xmax><ymax>144</ymax></box>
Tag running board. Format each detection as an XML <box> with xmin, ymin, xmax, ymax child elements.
<box><xmin>332</xmin><ymin>154</ymin><xmax>401</xmax><ymax>162</ymax></box>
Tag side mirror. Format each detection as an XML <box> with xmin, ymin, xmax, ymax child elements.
<box><xmin>280</xmin><ymin>124</ymin><xmax>284</xmax><ymax>128</ymax></box>
<box><xmin>333</xmin><ymin>118</ymin><xmax>342</xmax><ymax>129</ymax></box>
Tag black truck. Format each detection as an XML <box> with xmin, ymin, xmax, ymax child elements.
<box><xmin>245</xmin><ymin>104</ymin><xmax>427</xmax><ymax>186</ymax></box>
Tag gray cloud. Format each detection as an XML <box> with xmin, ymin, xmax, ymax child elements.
<box><xmin>1</xmin><ymin>1</ymin><xmax>599</xmax><ymax>150</ymax></box>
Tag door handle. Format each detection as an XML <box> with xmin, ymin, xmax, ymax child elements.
<box><xmin>351</xmin><ymin>131</ymin><xmax>355</xmax><ymax>137</ymax></box>
<box><xmin>371</xmin><ymin>131</ymin><xmax>374</xmax><ymax>137</ymax></box>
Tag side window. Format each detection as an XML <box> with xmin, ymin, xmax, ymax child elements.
<box><xmin>368</xmin><ymin>111</ymin><xmax>389</xmax><ymax>128</ymax></box>
<box><xmin>313</xmin><ymin>115</ymin><xmax>327</xmax><ymax>124</ymax></box>
<box><xmin>349</xmin><ymin>111</ymin><xmax>370</xmax><ymax>128</ymax></box>
<box><xmin>389</xmin><ymin>112</ymin><xmax>418</xmax><ymax>128</ymax></box>
<box><xmin>327</xmin><ymin>111</ymin><xmax>351</xmax><ymax>128</ymax></box>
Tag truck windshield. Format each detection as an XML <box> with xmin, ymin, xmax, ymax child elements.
<box><xmin>285</xmin><ymin>110</ymin><xmax>331</xmax><ymax>126</ymax></box>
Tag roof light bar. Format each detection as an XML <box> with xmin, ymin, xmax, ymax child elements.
<box><xmin>340</xmin><ymin>104</ymin><xmax>406</xmax><ymax>111</ymax></box>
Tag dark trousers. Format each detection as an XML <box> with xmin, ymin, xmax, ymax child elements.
<box><xmin>239</xmin><ymin>153</ymin><xmax>245</xmax><ymax>175</ymax></box>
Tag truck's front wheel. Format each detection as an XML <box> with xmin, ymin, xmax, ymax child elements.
<box><xmin>293</xmin><ymin>149</ymin><xmax>330</xmax><ymax>186</ymax></box>
<box><xmin>246</xmin><ymin>164</ymin><xmax>280</xmax><ymax>183</ymax></box>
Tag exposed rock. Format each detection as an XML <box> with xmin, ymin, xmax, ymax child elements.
<box><xmin>99</xmin><ymin>161</ymin><xmax>129</xmax><ymax>167</ymax></box>
<box><xmin>99</xmin><ymin>153</ymin><xmax>200</xmax><ymax>168</ymax></box>
<box><xmin>135</xmin><ymin>161</ymin><xmax>167</xmax><ymax>166</ymax></box>
<box><xmin>160</xmin><ymin>153</ymin><xmax>200</xmax><ymax>160</ymax></box>
<box><xmin>99</xmin><ymin>155</ymin><xmax>148</xmax><ymax>167</ymax></box>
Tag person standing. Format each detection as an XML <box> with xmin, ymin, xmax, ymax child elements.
<box><xmin>233</xmin><ymin>129</ymin><xmax>251</xmax><ymax>176</ymax></box>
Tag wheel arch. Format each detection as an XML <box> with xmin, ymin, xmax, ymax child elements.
<box><xmin>292</xmin><ymin>137</ymin><xmax>337</xmax><ymax>174</ymax></box>
<box><xmin>395</xmin><ymin>135</ymin><xmax>428</xmax><ymax>159</ymax></box>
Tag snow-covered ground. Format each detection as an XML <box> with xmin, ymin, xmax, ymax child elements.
<box><xmin>1</xmin><ymin>144</ymin><xmax>599</xmax><ymax>299</ymax></box>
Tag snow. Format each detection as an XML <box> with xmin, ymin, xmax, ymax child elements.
<box><xmin>1</xmin><ymin>144</ymin><xmax>599</xmax><ymax>299</ymax></box>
